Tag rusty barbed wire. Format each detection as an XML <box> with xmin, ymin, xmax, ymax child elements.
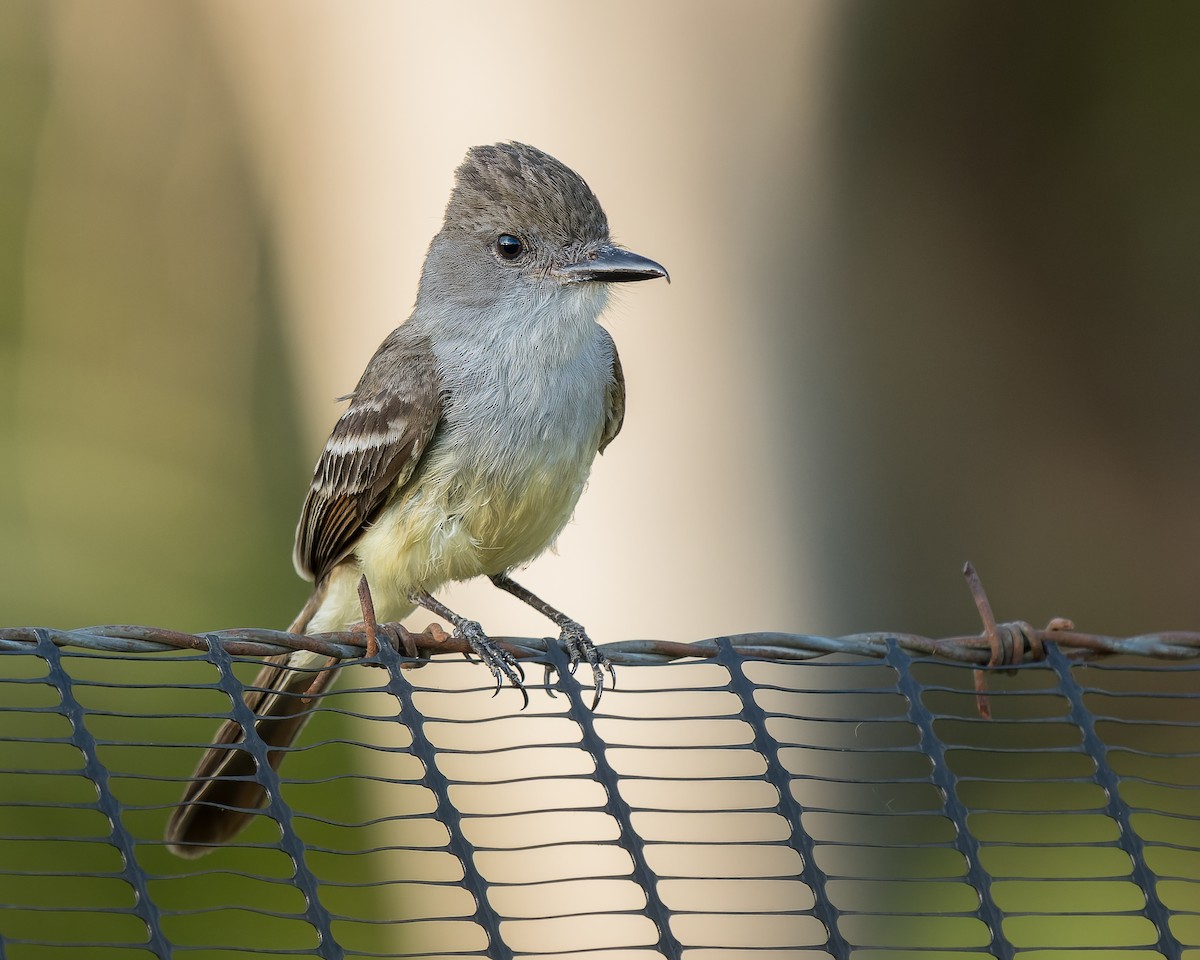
<box><xmin>3</xmin><ymin>564</ymin><xmax>1199</xmax><ymax>668</ymax></box>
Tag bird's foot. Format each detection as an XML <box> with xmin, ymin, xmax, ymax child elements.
<box><xmin>458</xmin><ymin>619</ymin><xmax>528</xmax><ymax>708</ymax></box>
<box><xmin>559</xmin><ymin>620</ymin><xmax>615</xmax><ymax>710</ymax></box>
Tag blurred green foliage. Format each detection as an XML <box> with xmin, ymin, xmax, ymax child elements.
<box><xmin>0</xmin><ymin>3</ymin><xmax>305</xmax><ymax>632</ymax></box>
<box><xmin>0</xmin><ymin>5</ymin><xmax>391</xmax><ymax>957</ymax></box>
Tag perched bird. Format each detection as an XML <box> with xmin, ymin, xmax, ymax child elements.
<box><xmin>165</xmin><ymin>141</ymin><xmax>668</xmax><ymax>857</ymax></box>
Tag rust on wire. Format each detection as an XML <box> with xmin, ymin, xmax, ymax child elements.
<box><xmin>959</xmin><ymin>561</ymin><xmax>1066</xmax><ymax>718</ymax></box>
<box><xmin>3</xmin><ymin>566</ymin><xmax>1199</xmax><ymax>671</ymax></box>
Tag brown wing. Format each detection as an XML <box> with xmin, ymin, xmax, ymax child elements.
<box><xmin>294</xmin><ymin>332</ymin><xmax>443</xmax><ymax>583</ymax></box>
<box><xmin>598</xmin><ymin>327</ymin><xmax>625</xmax><ymax>454</ymax></box>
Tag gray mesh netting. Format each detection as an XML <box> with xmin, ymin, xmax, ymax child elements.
<box><xmin>0</xmin><ymin>622</ymin><xmax>1197</xmax><ymax>959</ymax></box>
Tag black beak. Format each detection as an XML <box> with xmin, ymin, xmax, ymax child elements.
<box><xmin>557</xmin><ymin>245</ymin><xmax>670</xmax><ymax>284</ymax></box>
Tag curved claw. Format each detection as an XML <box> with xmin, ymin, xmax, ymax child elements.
<box><xmin>457</xmin><ymin>620</ymin><xmax>529</xmax><ymax>709</ymax></box>
<box><xmin>558</xmin><ymin>622</ymin><xmax>613</xmax><ymax>710</ymax></box>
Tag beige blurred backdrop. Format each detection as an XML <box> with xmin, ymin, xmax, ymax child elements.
<box><xmin>7</xmin><ymin>1</ymin><xmax>1197</xmax><ymax>648</ymax></box>
<box><xmin>1</xmin><ymin>0</ymin><xmax>827</xmax><ymax>641</ymax></box>
<box><xmin>196</xmin><ymin>0</ymin><xmax>827</xmax><ymax>645</ymax></box>
<box><xmin>3</xmin><ymin>0</ymin><xmax>1200</xmax><ymax>955</ymax></box>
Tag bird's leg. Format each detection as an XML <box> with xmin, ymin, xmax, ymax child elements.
<box><xmin>489</xmin><ymin>573</ymin><xmax>614</xmax><ymax>708</ymax></box>
<box><xmin>408</xmin><ymin>590</ymin><xmax>527</xmax><ymax>707</ymax></box>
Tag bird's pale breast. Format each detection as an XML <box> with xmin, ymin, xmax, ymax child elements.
<box><xmin>351</xmin><ymin>320</ymin><xmax>612</xmax><ymax>621</ymax></box>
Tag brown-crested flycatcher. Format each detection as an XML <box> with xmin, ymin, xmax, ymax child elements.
<box><xmin>166</xmin><ymin>142</ymin><xmax>668</xmax><ymax>856</ymax></box>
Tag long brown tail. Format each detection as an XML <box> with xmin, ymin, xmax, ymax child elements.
<box><xmin>165</xmin><ymin>589</ymin><xmax>335</xmax><ymax>858</ymax></box>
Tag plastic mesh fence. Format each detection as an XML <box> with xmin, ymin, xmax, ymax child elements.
<box><xmin>0</xmin><ymin>633</ymin><xmax>1196</xmax><ymax>959</ymax></box>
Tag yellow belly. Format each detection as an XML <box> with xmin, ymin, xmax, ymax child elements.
<box><xmin>305</xmin><ymin>447</ymin><xmax>589</xmax><ymax>631</ymax></box>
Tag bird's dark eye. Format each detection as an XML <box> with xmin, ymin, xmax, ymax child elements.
<box><xmin>496</xmin><ymin>234</ymin><xmax>524</xmax><ymax>260</ymax></box>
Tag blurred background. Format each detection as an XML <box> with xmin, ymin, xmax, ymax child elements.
<box><xmin>4</xmin><ymin>1</ymin><xmax>1200</xmax><ymax>642</ymax></box>
<box><xmin>2</xmin><ymin>0</ymin><xmax>1199</xmax><ymax>956</ymax></box>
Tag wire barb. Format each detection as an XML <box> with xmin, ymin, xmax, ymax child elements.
<box><xmin>3</xmin><ymin>565</ymin><xmax>1198</xmax><ymax>667</ymax></box>
<box><xmin>960</xmin><ymin>562</ymin><xmax>1075</xmax><ymax>718</ymax></box>
<box><xmin>357</xmin><ymin>575</ymin><xmax>380</xmax><ymax>659</ymax></box>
